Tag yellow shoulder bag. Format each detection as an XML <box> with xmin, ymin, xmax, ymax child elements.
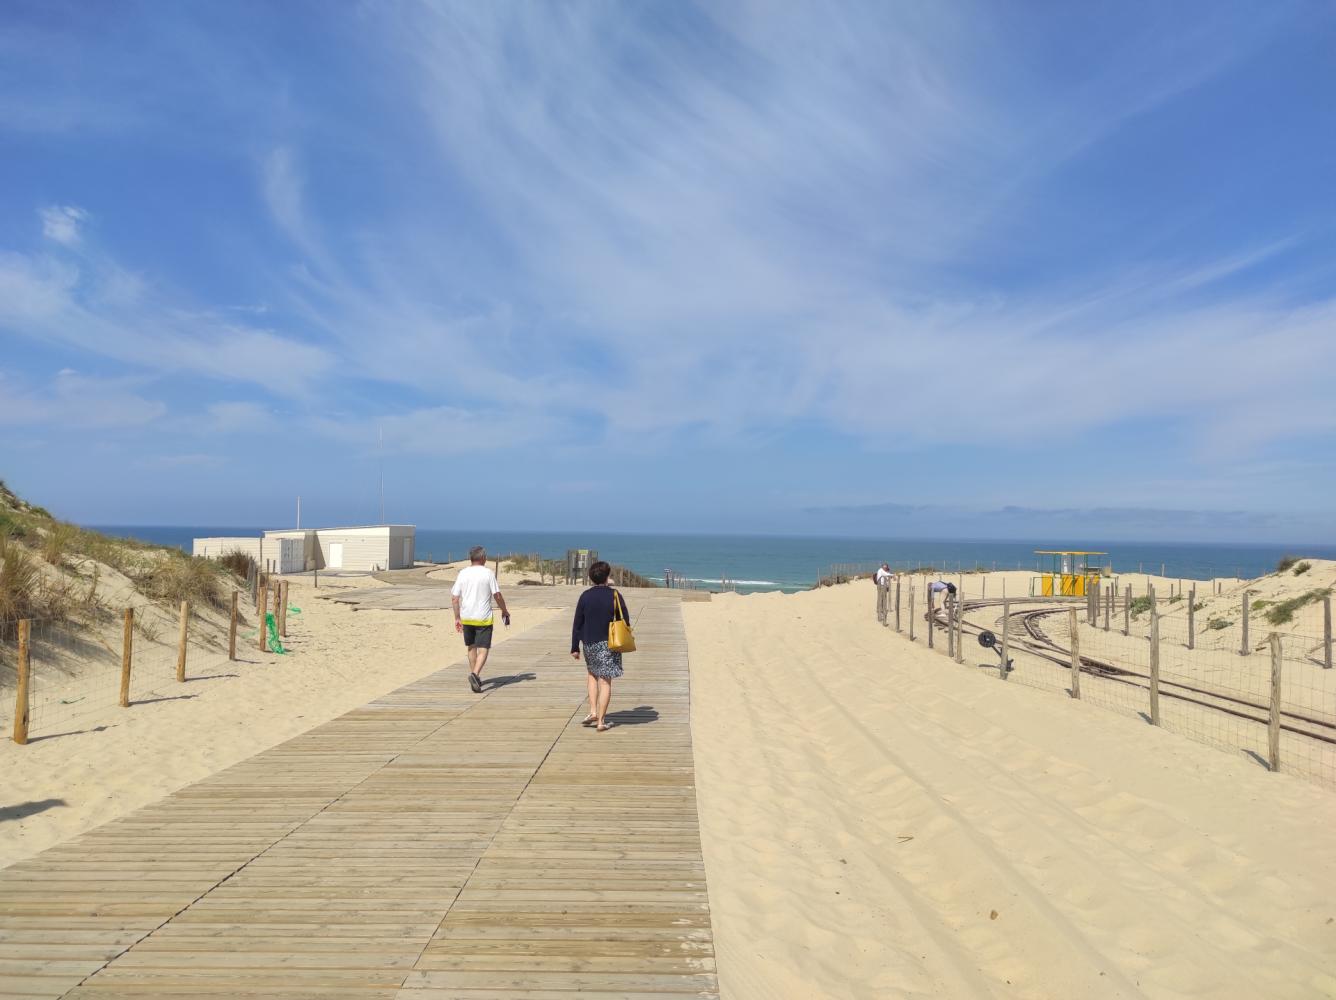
<box><xmin>608</xmin><ymin>590</ymin><xmax>636</xmax><ymax>653</ymax></box>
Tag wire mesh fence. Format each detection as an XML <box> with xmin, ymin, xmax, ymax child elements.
<box><xmin>1</xmin><ymin>588</ymin><xmax>269</xmax><ymax>744</ymax></box>
<box><xmin>874</xmin><ymin>577</ymin><xmax>1336</xmax><ymax>788</ymax></box>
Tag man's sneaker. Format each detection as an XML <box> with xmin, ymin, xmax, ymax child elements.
<box><xmin>468</xmin><ymin>672</ymin><xmax>482</xmax><ymax>694</ymax></box>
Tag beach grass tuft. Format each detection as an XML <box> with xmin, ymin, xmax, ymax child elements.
<box><xmin>137</xmin><ymin>554</ymin><xmax>228</xmax><ymax>612</ymax></box>
<box><xmin>0</xmin><ymin>531</ymin><xmax>42</xmax><ymax>631</ymax></box>
<box><xmin>41</xmin><ymin>522</ymin><xmax>77</xmax><ymax>566</ymax></box>
<box><xmin>1292</xmin><ymin>561</ymin><xmax>1312</xmax><ymax>576</ymax></box>
<box><xmin>1264</xmin><ymin>588</ymin><xmax>1329</xmax><ymax>626</ymax></box>
<box><xmin>218</xmin><ymin>548</ymin><xmax>257</xmax><ymax>581</ymax></box>
<box><xmin>1276</xmin><ymin>555</ymin><xmax>1300</xmax><ymax>573</ymax></box>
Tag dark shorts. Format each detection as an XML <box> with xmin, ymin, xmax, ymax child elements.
<box><xmin>462</xmin><ymin>624</ymin><xmax>493</xmax><ymax>649</ymax></box>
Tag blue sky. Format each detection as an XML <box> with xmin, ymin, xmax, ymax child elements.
<box><xmin>2</xmin><ymin>1</ymin><xmax>1335</xmax><ymax>542</ymax></box>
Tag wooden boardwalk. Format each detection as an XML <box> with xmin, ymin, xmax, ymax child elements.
<box><xmin>0</xmin><ymin>593</ymin><xmax>718</xmax><ymax>999</ymax></box>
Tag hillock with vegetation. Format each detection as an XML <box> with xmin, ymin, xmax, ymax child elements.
<box><xmin>1</xmin><ymin>480</ymin><xmax>252</xmax><ymax>684</ymax></box>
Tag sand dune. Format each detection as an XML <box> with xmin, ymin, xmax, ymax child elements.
<box><xmin>685</xmin><ymin>583</ymin><xmax>1336</xmax><ymax>999</ymax></box>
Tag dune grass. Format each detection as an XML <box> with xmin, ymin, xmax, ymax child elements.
<box><xmin>1265</xmin><ymin>588</ymin><xmax>1329</xmax><ymax>626</ymax></box>
<box><xmin>0</xmin><ymin>532</ymin><xmax>41</xmax><ymax>633</ymax></box>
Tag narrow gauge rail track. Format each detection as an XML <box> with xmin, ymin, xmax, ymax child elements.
<box><xmin>930</xmin><ymin>599</ymin><xmax>1336</xmax><ymax>748</ymax></box>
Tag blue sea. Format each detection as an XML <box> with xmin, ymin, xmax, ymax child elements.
<box><xmin>86</xmin><ymin>526</ymin><xmax>1336</xmax><ymax>594</ymax></box>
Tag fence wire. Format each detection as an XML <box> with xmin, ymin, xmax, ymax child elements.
<box><xmin>874</xmin><ymin>577</ymin><xmax>1336</xmax><ymax>788</ymax></box>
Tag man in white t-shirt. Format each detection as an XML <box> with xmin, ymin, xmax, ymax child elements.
<box><xmin>874</xmin><ymin>563</ymin><xmax>893</xmax><ymax>585</ymax></box>
<box><xmin>451</xmin><ymin>546</ymin><xmax>511</xmax><ymax>693</ymax></box>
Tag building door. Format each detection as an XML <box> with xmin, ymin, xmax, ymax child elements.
<box><xmin>401</xmin><ymin>538</ymin><xmax>411</xmax><ymax>567</ymax></box>
<box><xmin>328</xmin><ymin>542</ymin><xmax>344</xmax><ymax>569</ymax></box>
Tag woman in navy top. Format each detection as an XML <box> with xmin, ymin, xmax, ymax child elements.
<box><xmin>571</xmin><ymin>560</ymin><xmax>631</xmax><ymax>732</ymax></box>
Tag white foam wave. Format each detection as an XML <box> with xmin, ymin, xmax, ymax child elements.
<box><xmin>684</xmin><ymin>578</ymin><xmax>779</xmax><ymax>586</ymax></box>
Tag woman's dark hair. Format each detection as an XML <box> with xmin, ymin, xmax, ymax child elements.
<box><xmin>589</xmin><ymin>560</ymin><xmax>612</xmax><ymax>585</ymax></box>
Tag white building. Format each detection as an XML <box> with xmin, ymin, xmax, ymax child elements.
<box><xmin>193</xmin><ymin>525</ymin><xmax>415</xmax><ymax>573</ymax></box>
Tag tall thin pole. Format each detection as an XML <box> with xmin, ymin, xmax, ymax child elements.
<box><xmin>296</xmin><ymin>495</ymin><xmax>301</xmax><ymax>529</ymax></box>
<box><xmin>378</xmin><ymin>424</ymin><xmax>385</xmax><ymax>524</ymax></box>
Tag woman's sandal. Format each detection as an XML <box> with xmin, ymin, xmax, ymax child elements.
<box><xmin>580</xmin><ymin>715</ymin><xmax>597</xmax><ymax>727</ymax></box>
<box><xmin>596</xmin><ymin>722</ymin><xmax>614</xmax><ymax>733</ymax></box>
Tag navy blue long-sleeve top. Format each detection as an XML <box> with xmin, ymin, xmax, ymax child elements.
<box><xmin>571</xmin><ymin>586</ymin><xmax>631</xmax><ymax>653</ymax></box>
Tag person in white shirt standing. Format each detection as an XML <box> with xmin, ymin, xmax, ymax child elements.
<box><xmin>451</xmin><ymin>546</ymin><xmax>511</xmax><ymax>693</ymax></box>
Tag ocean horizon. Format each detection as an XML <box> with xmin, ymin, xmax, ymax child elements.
<box><xmin>85</xmin><ymin>525</ymin><xmax>1336</xmax><ymax>594</ymax></box>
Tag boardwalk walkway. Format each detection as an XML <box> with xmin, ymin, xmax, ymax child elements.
<box><xmin>0</xmin><ymin>592</ymin><xmax>718</xmax><ymax>998</ymax></box>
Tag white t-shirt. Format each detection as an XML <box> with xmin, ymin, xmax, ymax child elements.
<box><xmin>875</xmin><ymin>568</ymin><xmax>892</xmax><ymax>584</ymax></box>
<box><xmin>452</xmin><ymin>565</ymin><xmax>500</xmax><ymax>626</ymax></box>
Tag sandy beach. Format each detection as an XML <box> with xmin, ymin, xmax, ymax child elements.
<box><xmin>685</xmin><ymin>581</ymin><xmax>1336</xmax><ymax>999</ymax></box>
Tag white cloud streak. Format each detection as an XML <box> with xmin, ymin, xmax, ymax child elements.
<box><xmin>0</xmin><ymin>249</ymin><xmax>333</xmax><ymax>395</ymax></box>
<box><xmin>40</xmin><ymin>205</ymin><xmax>88</xmax><ymax>245</ymax></box>
<box><xmin>0</xmin><ymin>369</ymin><xmax>166</xmax><ymax>429</ymax></box>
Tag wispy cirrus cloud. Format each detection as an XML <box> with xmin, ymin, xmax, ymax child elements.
<box><xmin>0</xmin><ymin>241</ymin><xmax>333</xmax><ymax>396</ymax></box>
<box><xmin>0</xmin><ymin>368</ymin><xmax>165</xmax><ymax>429</ymax></box>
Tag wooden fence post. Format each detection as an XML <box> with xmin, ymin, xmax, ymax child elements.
<box><xmin>279</xmin><ymin>581</ymin><xmax>289</xmax><ymax>637</ymax></box>
<box><xmin>908</xmin><ymin>584</ymin><xmax>916</xmax><ymax>641</ymax></box>
<box><xmin>13</xmin><ymin>619</ymin><xmax>30</xmax><ymax>744</ymax></box>
<box><xmin>1149</xmin><ymin>612</ymin><xmax>1161</xmax><ymax>726</ymax></box>
<box><xmin>1188</xmin><ymin>587</ymin><xmax>1196</xmax><ymax>650</ymax></box>
<box><xmin>1068</xmin><ymin>608</ymin><xmax>1081</xmax><ymax>699</ymax></box>
<box><xmin>257</xmin><ymin>582</ymin><xmax>268</xmax><ymax>652</ymax></box>
<box><xmin>954</xmin><ymin>588</ymin><xmax>965</xmax><ymax>664</ymax></box>
<box><xmin>1000</xmin><ymin>599</ymin><xmax>1010</xmax><ymax>680</ymax></box>
<box><xmin>1105</xmin><ymin>583</ymin><xmax>1112</xmax><ymax>631</ymax></box>
<box><xmin>176</xmin><ymin>600</ymin><xmax>189</xmax><ymax>682</ymax></box>
<box><xmin>1124</xmin><ymin>584</ymin><xmax>1131</xmax><ymax>636</ymax></box>
<box><xmin>894</xmin><ymin>577</ymin><xmax>901</xmax><ymax>632</ymax></box>
<box><xmin>1241</xmin><ymin>591</ymin><xmax>1250</xmax><ymax>656</ymax></box>
<box><xmin>229</xmin><ymin>591</ymin><xmax>238</xmax><ymax>661</ymax></box>
<box><xmin>927</xmin><ymin>589</ymin><xmax>935</xmax><ymax>650</ymax></box>
<box><xmin>1325</xmin><ymin>595</ymin><xmax>1332</xmax><ymax>670</ymax></box>
<box><xmin>120</xmin><ymin>608</ymin><xmax>134</xmax><ymax>708</ymax></box>
<box><xmin>1268</xmin><ymin>633</ymin><xmax>1282</xmax><ymax>771</ymax></box>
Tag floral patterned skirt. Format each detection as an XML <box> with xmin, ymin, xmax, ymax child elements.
<box><xmin>584</xmin><ymin>639</ymin><xmax>624</xmax><ymax>680</ymax></box>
